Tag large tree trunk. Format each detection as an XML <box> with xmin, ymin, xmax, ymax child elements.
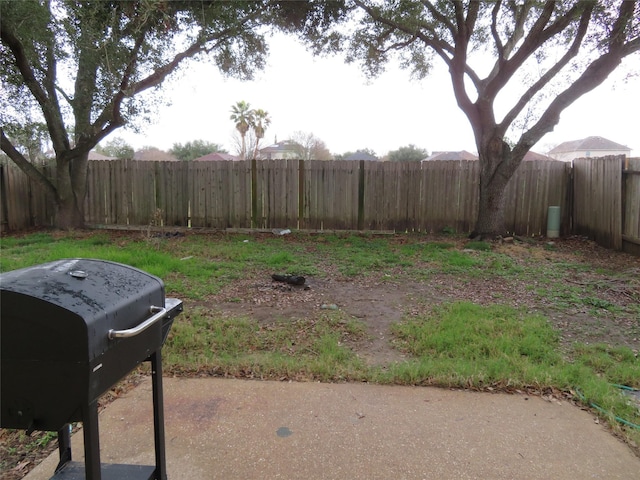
<box><xmin>53</xmin><ymin>151</ymin><xmax>88</xmax><ymax>229</ymax></box>
<box><xmin>474</xmin><ymin>168</ymin><xmax>509</xmax><ymax>238</ymax></box>
<box><xmin>472</xmin><ymin>137</ymin><xmax>520</xmax><ymax>239</ymax></box>
<box><xmin>55</xmin><ymin>196</ymin><xmax>85</xmax><ymax>229</ymax></box>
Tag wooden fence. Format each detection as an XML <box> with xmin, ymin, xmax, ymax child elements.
<box><xmin>573</xmin><ymin>156</ymin><xmax>640</xmax><ymax>255</ymax></box>
<box><xmin>0</xmin><ymin>157</ymin><xmax>587</xmax><ymax>241</ymax></box>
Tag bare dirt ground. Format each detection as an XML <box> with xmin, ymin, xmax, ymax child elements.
<box><xmin>1</xmin><ymin>233</ymin><xmax>639</xmax><ymax>479</ymax></box>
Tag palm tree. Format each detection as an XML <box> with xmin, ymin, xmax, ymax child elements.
<box><xmin>251</xmin><ymin>109</ymin><xmax>271</xmax><ymax>160</ymax></box>
<box><xmin>230</xmin><ymin>101</ymin><xmax>254</xmax><ymax>160</ymax></box>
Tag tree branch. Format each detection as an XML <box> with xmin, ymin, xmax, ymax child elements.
<box><xmin>484</xmin><ymin>2</ymin><xmax>588</xmax><ymax>100</ymax></box>
<box><xmin>486</xmin><ymin>1</ymin><xmax>531</xmax><ymax>83</ymax></box>
<box><xmin>89</xmin><ymin>5</ymin><xmax>264</xmax><ymax>145</ymax></box>
<box><xmin>447</xmin><ymin>2</ymin><xmax>479</xmax><ymax>123</ymax></box>
<box><xmin>354</xmin><ymin>0</ymin><xmax>482</xmax><ymax>88</ymax></box>
<box><xmin>0</xmin><ymin>129</ymin><xmax>57</xmax><ymax>200</ymax></box>
<box><xmin>463</xmin><ymin>1</ymin><xmax>480</xmax><ymax>43</ymax></box>
<box><xmin>514</xmin><ymin>1</ymin><xmax>639</xmax><ymax>152</ymax></box>
<box><xmin>419</xmin><ymin>0</ymin><xmax>454</xmax><ymax>35</ymax></box>
<box><xmin>498</xmin><ymin>3</ymin><xmax>592</xmax><ymax>132</ymax></box>
<box><xmin>502</xmin><ymin>1</ymin><xmax>531</xmax><ymax>57</ymax></box>
<box><xmin>520</xmin><ymin>47</ymin><xmax>636</xmax><ymax>150</ymax></box>
<box><xmin>0</xmin><ymin>16</ymin><xmax>69</xmax><ymax>154</ymax></box>
<box><xmin>490</xmin><ymin>1</ymin><xmax>505</xmax><ymax>60</ymax></box>
<box><xmin>608</xmin><ymin>0</ymin><xmax>637</xmax><ymax>51</ymax></box>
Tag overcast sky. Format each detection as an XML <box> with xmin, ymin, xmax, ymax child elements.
<box><xmin>117</xmin><ymin>32</ymin><xmax>639</xmax><ymax>157</ymax></box>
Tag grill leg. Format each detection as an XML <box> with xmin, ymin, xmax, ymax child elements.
<box><xmin>55</xmin><ymin>424</ymin><xmax>72</xmax><ymax>473</ymax></box>
<box><xmin>151</xmin><ymin>350</ymin><xmax>167</xmax><ymax>480</ymax></box>
<box><xmin>82</xmin><ymin>400</ymin><xmax>102</xmax><ymax>480</ymax></box>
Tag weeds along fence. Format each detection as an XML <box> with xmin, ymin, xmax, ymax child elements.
<box><xmin>0</xmin><ymin>159</ymin><xmax>573</xmax><ymax>236</ymax></box>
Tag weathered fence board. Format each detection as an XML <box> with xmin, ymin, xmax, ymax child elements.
<box><xmin>416</xmin><ymin>160</ymin><xmax>479</xmax><ymax>233</ymax></box>
<box><xmin>130</xmin><ymin>160</ymin><xmax>157</xmax><ymax>225</ymax></box>
<box><xmin>303</xmin><ymin>160</ymin><xmax>360</xmax><ymax>230</ymax></box>
<box><xmin>362</xmin><ymin>160</ymin><xmax>423</xmax><ymax>231</ymax></box>
<box><xmin>574</xmin><ymin>156</ymin><xmax>623</xmax><ymax>250</ymax></box>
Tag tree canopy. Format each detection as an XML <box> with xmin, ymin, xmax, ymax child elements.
<box><xmin>344</xmin><ymin>0</ymin><xmax>640</xmax><ymax>237</ymax></box>
<box><xmin>170</xmin><ymin>140</ymin><xmax>227</xmax><ymax>161</ymax></box>
<box><xmin>388</xmin><ymin>145</ymin><xmax>429</xmax><ymax>162</ymax></box>
<box><xmin>288</xmin><ymin>131</ymin><xmax>333</xmax><ymax>160</ymax></box>
<box><xmin>335</xmin><ymin>148</ymin><xmax>377</xmax><ymax>161</ymax></box>
<box><xmin>0</xmin><ymin>0</ymin><xmax>349</xmax><ymax>227</ymax></box>
<box><xmin>96</xmin><ymin>137</ymin><xmax>135</xmax><ymax>160</ymax></box>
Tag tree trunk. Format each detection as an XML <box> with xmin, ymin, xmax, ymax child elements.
<box><xmin>54</xmin><ymin>152</ymin><xmax>87</xmax><ymax>229</ymax></box>
<box><xmin>474</xmin><ymin>169</ymin><xmax>509</xmax><ymax>238</ymax></box>
<box><xmin>55</xmin><ymin>196</ymin><xmax>85</xmax><ymax>229</ymax></box>
<box><xmin>472</xmin><ymin>136</ymin><xmax>520</xmax><ymax>239</ymax></box>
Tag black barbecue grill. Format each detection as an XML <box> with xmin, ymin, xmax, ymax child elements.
<box><xmin>1</xmin><ymin>258</ymin><xmax>183</xmax><ymax>480</ymax></box>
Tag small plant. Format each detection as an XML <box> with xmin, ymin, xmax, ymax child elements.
<box><xmin>34</xmin><ymin>431</ymin><xmax>58</xmax><ymax>448</ymax></box>
<box><xmin>146</xmin><ymin>208</ymin><xmax>165</xmax><ymax>244</ymax></box>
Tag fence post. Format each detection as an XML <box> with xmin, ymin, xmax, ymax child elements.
<box><xmin>251</xmin><ymin>158</ymin><xmax>257</xmax><ymax>229</ymax></box>
<box><xmin>298</xmin><ymin>159</ymin><xmax>304</xmax><ymax>230</ymax></box>
<box><xmin>357</xmin><ymin>160</ymin><xmax>365</xmax><ymax>230</ymax></box>
<box><xmin>566</xmin><ymin>161</ymin><xmax>574</xmax><ymax>235</ymax></box>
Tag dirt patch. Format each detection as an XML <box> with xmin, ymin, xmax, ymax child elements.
<box><xmin>190</xmin><ymin>277</ymin><xmax>413</xmax><ymax>366</ymax></box>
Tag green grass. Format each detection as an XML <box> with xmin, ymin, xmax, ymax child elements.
<box><xmin>0</xmin><ymin>232</ymin><xmax>320</xmax><ymax>299</ymax></box>
<box><xmin>1</xmin><ymin>230</ymin><xmax>638</xmax><ymax>447</ymax></box>
<box><xmin>387</xmin><ymin>302</ymin><xmax>563</xmax><ymax>386</ymax></box>
<box><xmin>313</xmin><ymin>234</ymin><xmax>408</xmax><ymax>276</ymax></box>
<box><xmin>164</xmin><ymin>308</ymin><xmax>368</xmax><ymax>381</ymax></box>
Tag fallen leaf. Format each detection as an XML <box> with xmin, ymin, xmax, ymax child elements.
<box><xmin>14</xmin><ymin>460</ymin><xmax>31</xmax><ymax>472</ymax></box>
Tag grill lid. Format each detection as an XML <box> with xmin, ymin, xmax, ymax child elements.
<box><xmin>0</xmin><ymin>258</ymin><xmax>166</xmax><ymax>361</ymax></box>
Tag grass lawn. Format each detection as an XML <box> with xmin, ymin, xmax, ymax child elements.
<box><xmin>1</xmin><ymin>228</ymin><xmax>639</xmax><ymax>472</ymax></box>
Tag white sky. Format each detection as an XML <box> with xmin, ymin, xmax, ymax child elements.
<box><xmin>118</xmin><ymin>32</ymin><xmax>640</xmax><ymax>157</ymax></box>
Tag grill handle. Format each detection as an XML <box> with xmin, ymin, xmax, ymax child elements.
<box><xmin>108</xmin><ymin>306</ymin><xmax>167</xmax><ymax>340</ymax></box>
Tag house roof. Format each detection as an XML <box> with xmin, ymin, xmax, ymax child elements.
<box><xmin>260</xmin><ymin>141</ymin><xmax>298</xmax><ymax>154</ymax></box>
<box><xmin>423</xmin><ymin>150</ymin><xmax>478</xmax><ymax>161</ymax></box>
<box><xmin>88</xmin><ymin>151</ymin><xmax>116</xmax><ymax>160</ymax></box>
<box><xmin>522</xmin><ymin>151</ymin><xmax>556</xmax><ymax>161</ymax></box>
<box><xmin>548</xmin><ymin>136</ymin><xmax>629</xmax><ymax>154</ymax></box>
<box><xmin>421</xmin><ymin>150</ymin><xmax>554</xmax><ymax>162</ymax></box>
<box><xmin>344</xmin><ymin>151</ymin><xmax>378</xmax><ymax>161</ymax></box>
<box><xmin>193</xmin><ymin>152</ymin><xmax>238</xmax><ymax>161</ymax></box>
